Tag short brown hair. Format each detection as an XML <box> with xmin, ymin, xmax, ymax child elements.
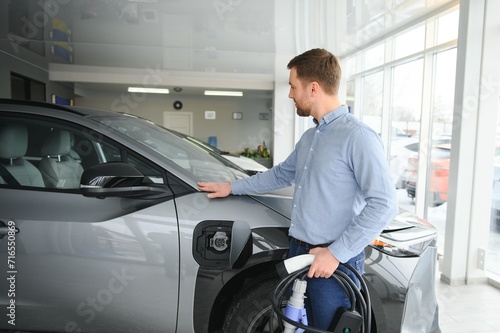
<box><xmin>287</xmin><ymin>48</ymin><xmax>341</xmax><ymax>95</ymax></box>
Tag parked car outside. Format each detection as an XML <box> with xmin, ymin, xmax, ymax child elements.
<box><xmin>405</xmin><ymin>138</ymin><xmax>500</xmax><ymax>225</ymax></box>
<box><xmin>169</xmin><ymin>130</ymin><xmax>269</xmax><ymax>175</ymax></box>
<box><xmin>405</xmin><ymin>143</ymin><xmax>451</xmax><ymax>207</ymax></box>
<box><xmin>0</xmin><ymin>99</ymin><xmax>440</xmax><ymax>332</ymax></box>
<box><xmin>389</xmin><ymin>127</ymin><xmax>418</xmax><ymax>189</ymax></box>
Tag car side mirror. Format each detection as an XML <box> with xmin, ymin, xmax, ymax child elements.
<box><xmin>80</xmin><ymin>162</ymin><xmax>166</xmax><ymax>198</ymax></box>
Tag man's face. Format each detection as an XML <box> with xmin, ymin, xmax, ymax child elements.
<box><xmin>288</xmin><ymin>67</ymin><xmax>312</xmax><ymax>117</ymax></box>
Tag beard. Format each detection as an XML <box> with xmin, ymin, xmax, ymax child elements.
<box><xmin>294</xmin><ymin>99</ymin><xmax>311</xmax><ymax>117</ymax></box>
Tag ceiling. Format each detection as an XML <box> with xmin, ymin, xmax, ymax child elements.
<box><xmin>7</xmin><ymin>0</ymin><xmax>452</xmax><ymax>97</ymax></box>
<box><xmin>47</xmin><ymin>0</ymin><xmax>278</xmax><ymax>96</ymax></box>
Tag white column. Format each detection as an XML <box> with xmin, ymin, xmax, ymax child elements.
<box><xmin>441</xmin><ymin>0</ymin><xmax>491</xmax><ymax>284</ymax></box>
<box><xmin>272</xmin><ymin>0</ymin><xmax>297</xmax><ymax>165</ymax></box>
<box><xmin>465</xmin><ymin>0</ymin><xmax>500</xmax><ymax>283</ymax></box>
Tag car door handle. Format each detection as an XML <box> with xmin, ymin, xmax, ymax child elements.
<box><xmin>0</xmin><ymin>221</ymin><xmax>19</xmax><ymax>239</ymax></box>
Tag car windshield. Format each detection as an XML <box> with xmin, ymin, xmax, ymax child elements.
<box><xmin>183</xmin><ymin>135</ymin><xmax>230</xmax><ymax>155</ymax></box>
<box><xmin>94</xmin><ymin>114</ymin><xmax>248</xmax><ymax>182</ymax></box>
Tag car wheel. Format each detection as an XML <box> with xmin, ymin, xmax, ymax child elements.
<box><xmin>222</xmin><ymin>275</ymin><xmax>284</xmax><ymax>333</ymax></box>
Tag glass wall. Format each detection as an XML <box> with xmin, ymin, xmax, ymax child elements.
<box><xmin>361</xmin><ymin>71</ymin><xmax>384</xmax><ymax>134</ymax></box>
<box><xmin>393</xmin><ymin>25</ymin><xmax>425</xmax><ymax>60</ymax></box>
<box><xmin>390</xmin><ymin>60</ymin><xmax>423</xmax><ymax>195</ymax></box>
<box><xmin>339</xmin><ymin>0</ymin><xmax>500</xmax><ymax>283</ymax></box>
<box><xmin>425</xmin><ymin>48</ymin><xmax>456</xmax><ymax>250</ymax></box>
<box><xmin>342</xmin><ymin>5</ymin><xmax>459</xmax><ymax>257</ymax></box>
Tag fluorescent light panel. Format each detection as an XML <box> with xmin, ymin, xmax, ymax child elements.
<box><xmin>204</xmin><ymin>90</ymin><xmax>243</xmax><ymax>97</ymax></box>
<box><xmin>128</xmin><ymin>87</ymin><xmax>169</xmax><ymax>94</ymax></box>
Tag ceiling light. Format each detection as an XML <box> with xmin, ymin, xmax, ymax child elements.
<box><xmin>204</xmin><ymin>90</ymin><xmax>243</xmax><ymax>97</ymax></box>
<box><xmin>128</xmin><ymin>87</ymin><xmax>169</xmax><ymax>94</ymax></box>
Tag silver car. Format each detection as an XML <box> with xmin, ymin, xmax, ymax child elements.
<box><xmin>0</xmin><ymin>99</ymin><xmax>440</xmax><ymax>332</ymax></box>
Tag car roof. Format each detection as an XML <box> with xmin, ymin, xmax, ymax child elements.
<box><xmin>0</xmin><ymin>98</ymin><xmax>123</xmax><ymax>119</ymax></box>
<box><xmin>0</xmin><ymin>98</ymin><xmax>76</xmax><ymax>113</ymax></box>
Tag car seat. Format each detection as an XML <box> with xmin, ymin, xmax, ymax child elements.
<box><xmin>0</xmin><ymin>123</ymin><xmax>45</xmax><ymax>186</ymax></box>
<box><xmin>39</xmin><ymin>129</ymin><xmax>84</xmax><ymax>188</ymax></box>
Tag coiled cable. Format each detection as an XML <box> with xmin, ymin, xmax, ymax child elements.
<box><xmin>270</xmin><ymin>263</ymin><xmax>371</xmax><ymax>333</ymax></box>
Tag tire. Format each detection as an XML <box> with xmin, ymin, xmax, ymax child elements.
<box><xmin>222</xmin><ymin>275</ymin><xmax>283</xmax><ymax>333</ymax></box>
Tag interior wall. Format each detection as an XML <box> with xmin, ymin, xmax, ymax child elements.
<box><xmin>75</xmin><ymin>91</ymin><xmax>273</xmax><ymax>154</ymax></box>
<box><xmin>0</xmin><ymin>52</ymin><xmax>73</xmax><ymax>101</ymax></box>
<box><xmin>0</xmin><ymin>0</ymin><xmax>75</xmax><ymax>101</ymax></box>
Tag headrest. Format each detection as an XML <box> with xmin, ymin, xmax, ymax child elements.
<box><xmin>41</xmin><ymin>130</ymin><xmax>71</xmax><ymax>156</ymax></box>
<box><xmin>0</xmin><ymin>124</ymin><xmax>28</xmax><ymax>159</ymax></box>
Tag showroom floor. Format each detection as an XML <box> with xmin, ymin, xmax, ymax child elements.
<box><xmin>437</xmin><ymin>276</ymin><xmax>500</xmax><ymax>332</ymax></box>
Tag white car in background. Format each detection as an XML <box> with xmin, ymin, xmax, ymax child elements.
<box><xmin>219</xmin><ymin>154</ymin><xmax>269</xmax><ymax>174</ymax></box>
<box><xmin>173</xmin><ymin>131</ymin><xmax>269</xmax><ymax>175</ymax></box>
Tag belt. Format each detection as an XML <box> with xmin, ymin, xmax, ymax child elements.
<box><xmin>293</xmin><ymin>238</ymin><xmax>331</xmax><ymax>249</ymax></box>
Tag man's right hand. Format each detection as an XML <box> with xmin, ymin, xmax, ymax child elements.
<box><xmin>197</xmin><ymin>182</ymin><xmax>232</xmax><ymax>198</ymax></box>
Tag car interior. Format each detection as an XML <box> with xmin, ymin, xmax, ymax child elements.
<box><xmin>38</xmin><ymin>129</ymin><xmax>84</xmax><ymax>188</ymax></box>
<box><xmin>0</xmin><ymin>120</ymin><xmax>103</xmax><ymax>189</ymax></box>
<box><xmin>0</xmin><ymin>123</ymin><xmax>45</xmax><ymax>187</ymax></box>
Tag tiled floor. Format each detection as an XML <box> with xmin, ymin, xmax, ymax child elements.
<box><xmin>437</xmin><ymin>276</ymin><xmax>500</xmax><ymax>332</ymax></box>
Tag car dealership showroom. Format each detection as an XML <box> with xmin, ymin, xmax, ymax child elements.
<box><xmin>1</xmin><ymin>0</ymin><xmax>499</xmax><ymax>332</ymax></box>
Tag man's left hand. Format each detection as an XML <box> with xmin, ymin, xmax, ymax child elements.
<box><xmin>307</xmin><ymin>247</ymin><xmax>340</xmax><ymax>278</ymax></box>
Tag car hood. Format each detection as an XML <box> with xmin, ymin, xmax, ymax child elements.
<box><xmin>248</xmin><ymin>187</ymin><xmax>294</xmax><ymax>219</ymax></box>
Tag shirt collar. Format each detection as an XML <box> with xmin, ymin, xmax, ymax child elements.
<box><xmin>313</xmin><ymin>105</ymin><xmax>349</xmax><ymax>126</ymax></box>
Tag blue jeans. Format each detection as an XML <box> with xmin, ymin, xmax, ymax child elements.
<box><xmin>288</xmin><ymin>239</ymin><xmax>365</xmax><ymax>331</ymax></box>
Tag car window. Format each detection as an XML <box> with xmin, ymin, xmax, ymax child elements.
<box><xmin>96</xmin><ymin>140</ymin><xmax>164</xmax><ymax>184</ymax></box>
<box><xmin>94</xmin><ymin>115</ymin><xmax>248</xmax><ymax>182</ymax></box>
<box><xmin>0</xmin><ymin>115</ymin><xmax>165</xmax><ymax>189</ymax></box>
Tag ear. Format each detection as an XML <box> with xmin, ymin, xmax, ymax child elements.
<box><xmin>310</xmin><ymin>81</ymin><xmax>321</xmax><ymax>95</ymax></box>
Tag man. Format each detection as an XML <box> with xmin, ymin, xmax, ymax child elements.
<box><xmin>198</xmin><ymin>48</ymin><xmax>398</xmax><ymax>331</ymax></box>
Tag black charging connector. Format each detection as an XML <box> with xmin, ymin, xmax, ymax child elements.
<box><xmin>329</xmin><ymin>307</ymin><xmax>363</xmax><ymax>333</ymax></box>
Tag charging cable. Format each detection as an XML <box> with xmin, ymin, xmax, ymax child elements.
<box><xmin>271</xmin><ymin>254</ymin><xmax>371</xmax><ymax>333</ymax></box>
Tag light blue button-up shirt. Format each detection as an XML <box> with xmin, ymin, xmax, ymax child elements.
<box><xmin>231</xmin><ymin>105</ymin><xmax>398</xmax><ymax>263</ymax></box>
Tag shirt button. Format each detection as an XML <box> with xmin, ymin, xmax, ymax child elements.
<box><xmin>304</xmin><ymin>166</ymin><xmax>308</xmax><ymax>170</ymax></box>
<box><xmin>293</xmin><ymin>204</ymin><xmax>297</xmax><ymax>208</ymax></box>
<box><xmin>298</xmin><ymin>185</ymin><xmax>301</xmax><ymax>189</ymax></box>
